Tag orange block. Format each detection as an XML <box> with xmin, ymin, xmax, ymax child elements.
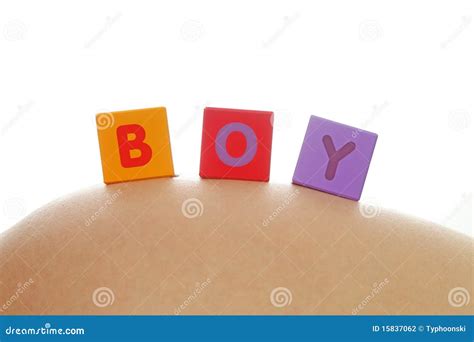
<box><xmin>96</xmin><ymin>107</ymin><xmax>175</xmax><ymax>184</ymax></box>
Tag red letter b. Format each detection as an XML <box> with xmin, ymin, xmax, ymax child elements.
<box><xmin>116</xmin><ymin>124</ymin><xmax>152</xmax><ymax>168</ymax></box>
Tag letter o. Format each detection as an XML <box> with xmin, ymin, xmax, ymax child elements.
<box><xmin>215</xmin><ymin>123</ymin><xmax>257</xmax><ymax>167</ymax></box>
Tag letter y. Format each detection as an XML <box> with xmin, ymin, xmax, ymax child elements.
<box><xmin>322</xmin><ymin>135</ymin><xmax>356</xmax><ymax>180</ymax></box>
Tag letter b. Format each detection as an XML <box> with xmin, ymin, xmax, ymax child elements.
<box><xmin>116</xmin><ymin>124</ymin><xmax>153</xmax><ymax>168</ymax></box>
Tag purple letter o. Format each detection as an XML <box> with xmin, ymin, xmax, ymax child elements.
<box><xmin>215</xmin><ymin>122</ymin><xmax>257</xmax><ymax>167</ymax></box>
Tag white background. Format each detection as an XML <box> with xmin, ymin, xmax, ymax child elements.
<box><xmin>0</xmin><ymin>0</ymin><xmax>472</xmax><ymax>236</ymax></box>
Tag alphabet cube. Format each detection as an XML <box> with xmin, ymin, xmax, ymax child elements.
<box><xmin>199</xmin><ymin>107</ymin><xmax>274</xmax><ymax>181</ymax></box>
<box><xmin>96</xmin><ymin>107</ymin><xmax>175</xmax><ymax>184</ymax></box>
<box><xmin>293</xmin><ymin>116</ymin><xmax>377</xmax><ymax>201</ymax></box>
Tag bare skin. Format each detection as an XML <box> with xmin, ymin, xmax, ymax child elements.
<box><xmin>0</xmin><ymin>178</ymin><xmax>472</xmax><ymax>315</ymax></box>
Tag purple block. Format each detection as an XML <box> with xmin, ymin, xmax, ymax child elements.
<box><xmin>293</xmin><ymin>115</ymin><xmax>378</xmax><ymax>201</ymax></box>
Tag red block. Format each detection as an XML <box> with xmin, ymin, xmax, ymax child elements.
<box><xmin>199</xmin><ymin>107</ymin><xmax>274</xmax><ymax>181</ymax></box>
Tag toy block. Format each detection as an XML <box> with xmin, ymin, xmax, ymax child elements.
<box><xmin>96</xmin><ymin>107</ymin><xmax>175</xmax><ymax>184</ymax></box>
<box><xmin>199</xmin><ymin>107</ymin><xmax>274</xmax><ymax>181</ymax></box>
<box><xmin>293</xmin><ymin>115</ymin><xmax>377</xmax><ymax>201</ymax></box>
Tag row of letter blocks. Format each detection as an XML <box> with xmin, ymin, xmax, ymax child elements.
<box><xmin>96</xmin><ymin>107</ymin><xmax>377</xmax><ymax>200</ymax></box>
